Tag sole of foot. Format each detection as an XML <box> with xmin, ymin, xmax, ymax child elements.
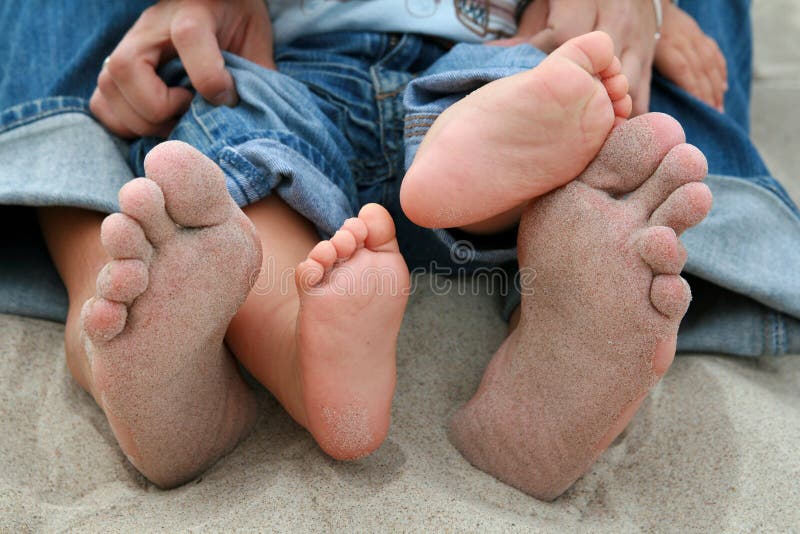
<box><xmin>292</xmin><ymin>203</ymin><xmax>410</xmax><ymax>460</ymax></box>
<box><xmin>81</xmin><ymin>141</ymin><xmax>261</xmax><ymax>488</ymax></box>
<box><xmin>449</xmin><ymin>113</ymin><xmax>712</xmax><ymax>500</ymax></box>
<box><xmin>401</xmin><ymin>31</ymin><xmax>632</xmax><ymax>229</ymax></box>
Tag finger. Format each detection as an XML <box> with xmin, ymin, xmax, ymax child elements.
<box><xmin>235</xmin><ymin>1</ymin><xmax>277</xmax><ymax>70</ymax></box>
<box><xmin>89</xmin><ymin>87</ymin><xmax>138</xmax><ymax>139</ymax></box>
<box><xmin>655</xmin><ymin>45</ymin><xmax>704</xmax><ymax>105</ymax></box>
<box><xmin>530</xmin><ymin>0</ymin><xmax>598</xmax><ymax>53</ymax></box>
<box><xmin>516</xmin><ymin>0</ymin><xmax>550</xmax><ymax>38</ymax></box>
<box><xmin>94</xmin><ymin>69</ymin><xmax>174</xmax><ymax>138</ymax></box>
<box><xmin>620</xmin><ymin>48</ymin><xmax>646</xmax><ymax>116</ymax></box>
<box><xmin>485</xmin><ymin>37</ymin><xmax>529</xmax><ymax>47</ymax></box>
<box><xmin>171</xmin><ymin>4</ymin><xmax>237</xmax><ymax>106</ymax></box>
<box><xmin>689</xmin><ymin>41</ymin><xmax>717</xmax><ymax>108</ymax></box>
<box><xmin>105</xmin><ymin>41</ymin><xmax>193</xmax><ymax>125</ymax></box>
<box><xmin>705</xmin><ymin>38</ymin><xmax>728</xmax><ymax>110</ymax></box>
<box><xmin>637</xmin><ymin>66</ymin><xmax>653</xmax><ymax>116</ymax></box>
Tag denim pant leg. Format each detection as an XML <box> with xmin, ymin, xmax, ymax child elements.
<box><xmin>651</xmin><ymin>0</ymin><xmax>800</xmax><ymax>355</ymax></box>
<box><xmin>0</xmin><ymin>1</ymin><xmax>150</xmax><ymax>321</ymax></box>
<box><xmin>131</xmin><ymin>52</ymin><xmax>360</xmax><ymax>238</ymax></box>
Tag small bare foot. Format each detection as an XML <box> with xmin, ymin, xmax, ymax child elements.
<box><xmin>448</xmin><ymin>113</ymin><xmax>712</xmax><ymax>500</ymax></box>
<box><xmin>401</xmin><ymin>31</ymin><xmax>632</xmax><ymax>229</ymax></box>
<box><xmin>292</xmin><ymin>204</ymin><xmax>409</xmax><ymax>459</ymax></box>
<box><xmin>81</xmin><ymin>141</ymin><xmax>261</xmax><ymax>488</ymax></box>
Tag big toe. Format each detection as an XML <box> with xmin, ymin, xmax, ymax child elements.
<box><xmin>580</xmin><ymin>113</ymin><xmax>686</xmax><ymax>195</ymax></box>
<box><xmin>359</xmin><ymin>204</ymin><xmax>399</xmax><ymax>253</ymax></box>
<box><xmin>143</xmin><ymin>141</ymin><xmax>234</xmax><ymax>228</ymax></box>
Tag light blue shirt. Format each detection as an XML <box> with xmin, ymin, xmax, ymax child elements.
<box><xmin>267</xmin><ymin>0</ymin><xmax>521</xmax><ymax>45</ymax></box>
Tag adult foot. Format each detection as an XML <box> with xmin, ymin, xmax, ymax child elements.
<box><xmin>292</xmin><ymin>204</ymin><xmax>410</xmax><ymax>459</ymax></box>
<box><xmin>401</xmin><ymin>31</ymin><xmax>632</xmax><ymax>229</ymax></box>
<box><xmin>81</xmin><ymin>141</ymin><xmax>261</xmax><ymax>488</ymax></box>
<box><xmin>449</xmin><ymin>113</ymin><xmax>712</xmax><ymax>500</ymax></box>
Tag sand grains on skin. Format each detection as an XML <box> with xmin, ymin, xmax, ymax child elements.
<box><xmin>294</xmin><ymin>203</ymin><xmax>410</xmax><ymax>460</ymax></box>
<box><xmin>449</xmin><ymin>113</ymin><xmax>712</xmax><ymax>500</ymax></box>
<box><xmin>81</xmin><ymin>141</ymin><xmax>261</xmax><ymax>488</ymax></box>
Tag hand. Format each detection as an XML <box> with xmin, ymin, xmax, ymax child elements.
<box><xmin>654</xmin><ymin>3</ymin><xmax>727</xmax><ymax>112</ymax></box>
<box><xmin>505</xmin><ymin>0</ymin><xmax>663</xmax><ymax>116</ymax></box>
<box><xmin>90</xmin><ymin>0</ymin><xmax>275</xmax><ymax>139</ymax></box>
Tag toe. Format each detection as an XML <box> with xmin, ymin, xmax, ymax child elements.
<box><xmin>649</xmin><ymin>182</ymin><xmax>713</xmax><ymax>235</ymax></box>
<box><xmin>635</xmin><ymin>226</ymin><xmax>687</xmax><ymax>275</ymax></box>
<box><xmin>612</xmin><ymin>95</ymin><xmax>633</xmax><ymax>120</ymax></box>
<box><xmin>81</xmin><ymin>297</ymin><xmax>128</xmax><ymax>342</ymax></box>
<box><xmin>118</xmin><ymin>178</ymin><xmax>175</xmax><ymax>245</ymax></box>
<box><xmin>549</xmin><ymin>31</ymin><xmax>615</xmax><ymax>76</ymax></box>
<box><xmin>580</xmin><ymin>113</ymin><xmax>686</xmax><ymax>195</ymax></box>
<box><xmin>627</xmin><ymin>143</ymin><xmax>708</xmax><ymax>216</ymax></box>
<box><xmin>96</xmin><ymin>259</ymin><xmax>149</xmax><ymax>304</ymax></box>
<box><xmin>340</xmin><ymin>217</ymin><xmax>368</xmax><ymax>248</ymax></box>
<box><xmin>330</xmin><ymin>230</ymin><xmax>358</xmax><ymax>260</ymax></box>
<box><xmin>650</xmin><ymin>275</ymin><xmax>692</xmax><ymax>318</ymax></box>
<box><xmin>307</xmin><ymin>240</ymin><xmax>338</xmax><ymax>271</ymax></box>
<box><xmin>143</xmin><ymin>140</ymin><xmax>234</xmax><ymax>228</ymax></box>
<box><xmin>295</xmin><ymin>258</ymin><xmax>325</xmax><ymax>292</ymax></box>
<box><xmin>358</xmin><ymin>204</ymin><xmax>398</xmax><ymax>252</ymax></box>
<box><xmin>603</xmin><ymin>73</ymin><xmax>629</xmax><ymax>103</ymax></box>
<box><xmin>101</xmin><ymin>213</ymin><xmax>153</xmax><ymax>262</ymax></box>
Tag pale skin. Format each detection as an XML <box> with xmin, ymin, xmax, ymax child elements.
<box><xmin>39</xmin><ymin>0</ymin><xmax>713</xmax><ymax>497</ymax></box>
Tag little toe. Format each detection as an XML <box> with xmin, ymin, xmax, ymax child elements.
<box><xmin>628</xmin><ymin>143</ymin><xmax>708</xmax><ymax>215</ymax></box>
<box><xmin>101</xmin><ymin>213</ymin><xmax>153</xmax><ymax>262</ymax></box>
<box><xmin>635</xmin><ymin>226</ymin><xmax>687</xmax><ymax>275</ymax></box>
<box><xmin>81</xmin><ymin>297</ymin><xmax>128</xmax><ymax>342</ymax></box>
<box><xmin>143</xmin><ymin>140</ymin><xmax>234</xmax><ymax>228</ymax></box>
<box><xmin>295</xmin><ymin>258</ymin><xmax>325</xmax><ymax>292</ymax></box>
<box><xmin>330</xmin><ymin>230</ymin><xmax>358</xmax><ymax>260</ymax></box>
<box><xmin>118</xmin><ymin>178</ymin><xmax>175</xmax><ymax>245</ymax></box>
<box><xmin>650</xmin><ymin>275</ymin><xmax>692</xmax><ymax>318</ymax></box>
<box><xmin>358</xmin><ymin>204</ymin><xmax>398</xmax><ymax>252</ymax></box>
<box><xmin>580</xmin><ymin>113</ymin><xmax>686</xmax><ymax>195</ymax></box>
<box><xmin>96</xmin><ymin>259</ymin><xmax>149</xmax><ymax>304</ymax></box>
<box><xmin>649</xmin><ymin>182</ymin><xmax>713</xmax><ymax>235</ymax></box>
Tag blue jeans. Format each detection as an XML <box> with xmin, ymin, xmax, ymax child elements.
<box><xmin>130</xmin><ymin>34</ymin><xmax>539</xmax><ymax>272</ymax></box>
<box><xmin>0</xmin><ymin>0</ymin><xmax>798</xmax><ymax>356</ymax></box>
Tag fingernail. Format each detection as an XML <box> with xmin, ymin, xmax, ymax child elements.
<box><xmin>211</xmin><ymin>88</ymin><xmax>238</xmax><ymax>107</ymax></box>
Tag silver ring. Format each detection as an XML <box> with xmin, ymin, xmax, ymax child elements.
<box><xmin>652</xmin><ymin>0</ymin><xmax>663</xmax><ymax>41</ymax></box>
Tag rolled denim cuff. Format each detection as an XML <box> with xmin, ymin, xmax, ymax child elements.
<box><xmin>403</xmin><ymin>42</ymin><xmax>546</xmax><ymax>168</ymax></box>
<box><xmin>0</xmin><ymin>106</ymin><xmax>133</xmax><ymax>322</ymax></box>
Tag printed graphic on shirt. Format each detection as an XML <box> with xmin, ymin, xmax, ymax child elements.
<box><xmin>406</xmin><ymin>0</ymin><xmax>442</xmax><ymax>18</ymax></box>
<box><xmin>454</xmin><ymin>0</ymin><xmax>517</xmax><ymax>38</ymax></box>
<box><xmin>297</xmin><ymin>0</ymin><xmax>518</xmax><ymax>38</ymax></box>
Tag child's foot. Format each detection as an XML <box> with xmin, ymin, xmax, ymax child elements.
<box><xmin>448</xmin><ymin>113</ymin><xmax>712</xmax><ymax>500</ymax></box>
<box><xmin>80</xmin><ymin>141</ymin><xmax>262</xmax><ymax>488</ymax></box>
<box><xmin>401</xmin><ymin>31</ymin><xmax>632</xmax><ymax>229</ymax></box>
<box><xmin>291</xmin><ymin>204</ymin><xmax>410</xmax><ymax>459</ymax></box>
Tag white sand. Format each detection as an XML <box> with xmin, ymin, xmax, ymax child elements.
<box><xmin>1</xmin><ymin>1</ymin><xmax>799</xmax><ymax>530</ymax></box>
